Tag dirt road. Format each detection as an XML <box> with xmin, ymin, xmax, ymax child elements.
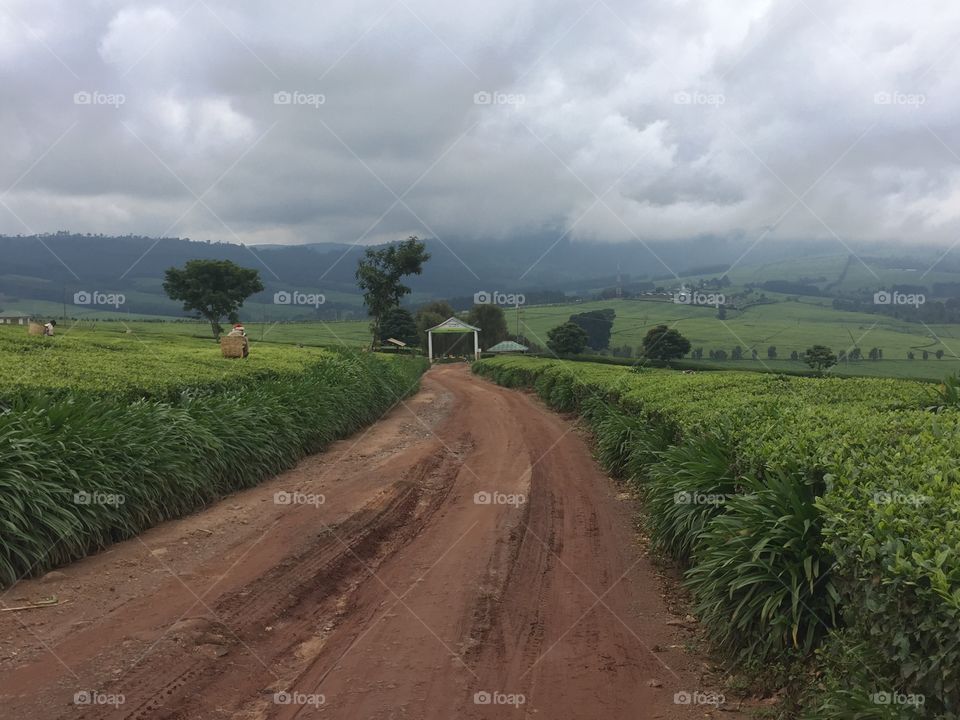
<box><xmin>0</xmin><ymin>365</ymin><xmax>736</xmax><ymax>719</ymax></box>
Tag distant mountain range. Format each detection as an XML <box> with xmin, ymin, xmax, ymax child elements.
<box><xmin>2</xmin><ymin>232</ymin><xmax>957</xmax><ymax>319</ymax></box>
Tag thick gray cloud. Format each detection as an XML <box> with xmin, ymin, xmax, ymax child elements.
<box><xmin>2</xmin><ymin>0</ymin><xmax>959</xmax><ymax>249</ymax></box>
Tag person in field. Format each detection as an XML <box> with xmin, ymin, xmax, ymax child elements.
<box><xmin>43</xmin><ymin>319</ymin><xmax>56</xmax><ymax>336</ymax></box>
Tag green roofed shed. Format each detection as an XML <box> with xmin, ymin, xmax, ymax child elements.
<box><xmin>487</xmin><ymin>340</ymin><xmax>528</xmax><ymax>353</ymax></box>
<box><xmin>426</xmin><ymin>317</ymin><xmax>481</xmax><ymax>362</ymax></box>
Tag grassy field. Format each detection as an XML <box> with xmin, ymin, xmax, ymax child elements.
<box><xmin>0</xmin><ymin>324</ymin><xmax>428</xmax><ymax>584</ymax></box>
<box><xmin>11</xmin><ymin>316</ymin><xmax>373</xmax><ymax>347</ymax></box>
<box><xmin>516</xmin><ymin>297</ymin><xmax>960</xmax><ymax>380</ymax></box>
<box><xmin>9</xmin><ymin>290</ymin><xmax>960</xmax><ymax>381</ymax></box>
<box><xmin>677</xmin><ymin>251</ymin><xmax>960</xmax><ymax>294</ymax></box>
<box><xmin>0</xmin><ymin>322</ymin><xmax>377</xmax><ymax>401</ymax></box>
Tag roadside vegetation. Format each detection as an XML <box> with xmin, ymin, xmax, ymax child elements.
<box><xmin>474</xmin><ymin>356</ymin><xmax>959</xmax><ymax>718</ymax></box>
<box><xmin>0</xmin><ymin>329</ymin><xmax>427</xmax><ymax>586</ymax></box>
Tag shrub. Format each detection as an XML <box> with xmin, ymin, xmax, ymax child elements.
<box><xmin>473</xmin><ymin>356</ymin><xmax>950</xmax><ymax>710</ymax></box>
<box><xmin>0</xmin><ymin>352</ymin><xmax>427</xmax><ymax>586</ymax></box>
<box><xmin>685</xmin><ymin>469</ymin><xmax>839</xmax><ymax>665</ymax></box>
<box><xmin>644</xmin><ymin>431</ymin><xmax>737</xmax><ymax>564</ymax></box>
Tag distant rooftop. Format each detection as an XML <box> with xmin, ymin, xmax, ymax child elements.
<box><xmin>487</xmin><ymin>340</ymin><xmax>528</xmax><ymax>353</ymax></box>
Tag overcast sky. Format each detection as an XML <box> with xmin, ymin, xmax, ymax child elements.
<box><xmin>2</xmin><ymin>0</ymin><xmax>959</xmax><ymax>250</ymax></box>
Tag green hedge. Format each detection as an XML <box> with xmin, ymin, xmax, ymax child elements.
<box><xmin>0</xmin><ymin>352</ymin><xmax>427</xmax><ymax>586</ymax></box>
<box><xmin>473</xmin><ymin>356</ymin><xmax>960</xmax><ymax>718</ymax></box>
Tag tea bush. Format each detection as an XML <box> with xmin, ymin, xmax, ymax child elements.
<box><xmin>474</xmin><ymin>356</ymin><xmax>959</xmax><ymax>716</ymax></box>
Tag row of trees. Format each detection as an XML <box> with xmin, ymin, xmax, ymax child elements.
<box><xmin>546</xmin><ymin>323</ymin><xmax>691</xmax><ymax>359</ymax></box>
<box><xmin>161</xmin><ymin>238</ymin><xmax>435</xmax><ymax>343</ymax></box>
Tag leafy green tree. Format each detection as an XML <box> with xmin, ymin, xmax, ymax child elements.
<box><xmin>547</xmin><ymin>322</ymin><xmax>588</xmax><ymax>355</ymax></box>
<box><xmin>163</xmin><ymin>259</ymin><xmax>263</xmax><ymax>339</ymax></box>
<box><xmin>804</xmin><ymin>345</ymin><xmax>837</xmax><ymax>374</ymax></box>
<box><xmin>467</xmin><ymin>304</ymin><xmax>509</xmax><ymax>350</ymax></box>
<box><xmin>717</xmin><ymin>306</ymin><xmax>727</xmax><ymax>320</ymax></box>
<box><xmin>418</xmin><ymin>300</ymin><xmax>454</xmax><ymax>318</ymax></box>
<box><xmin>356</xmin><ymin>236</ymin><xmax>430</xmax><ymax>346</ymax></box>
<box><xmin>790</xmin><ymin>350</ymin><xmax>799</xmax><ymax>361</ymax></box>
<box><xmin>414</xmin><ymin>301</ymin><xmax>454</xmax><ymax>351</ymax></box>
<box><xmin>569</xmin><ymin>308</ymin><xmax>615</xmax><ymax>350</ymax></box>
<box><xmin>767</xmin><ymin>346</ymin><xmax>777</xmax><ymax>359</ymax></box>
<box><xmin>380</xmin><ymin>307</ymin><xmax>419</xmax><ymax>346</ymax></box>
<box><xmin>731</xmin><ymin>345</ymin><xmax>743</xmax><ymax>360</ymax></box>
<box><xmin>937</xmin><ymin>349</ymin><xmax>945</xmax><ymax>359</ymax></box>
<box><xmin>642</xmin><ymin>324</ymin><xmax>691</xmax><ymax>360</ymax></box>
<box><xmin>713</xmin><ymin>349</ymin><xmax>728</xmax><ymax>361</ymax></box>
<box><xmin>516</xmin><ymin>335</ymin><xmax>542</xmax><ymax>353</ymax></box>
<box><xmin>923</xmin><ymin>350</ymin><xmax>930</xmax><ymax>360</ymax></box>
<box><xmin>692</xmin><ymin>347</ymin><xmax>704</xmax><ymax>360</ymax></box>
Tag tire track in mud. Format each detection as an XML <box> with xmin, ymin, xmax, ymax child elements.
<box><xmin>1</xmin><ymin>367</ymin><xmax>743</xmax><ymax>720</ymax></box>
<box><xmin>74</xmin><ymin>444</ymin><xmax>468</xmax><ymax>720</ymax></box>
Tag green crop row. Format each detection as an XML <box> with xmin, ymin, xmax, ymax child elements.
<box><xmin>473</xmin><ymin>356</ymin><xmax>960</xmax><ymax>719</ymax></box>
<box><xmin>0</xmin><ymin>326</ymin><xmax>348</xmax><ymax>403</ymax></box>
<box><xmin>0</xmin><ymin>350</ymin><xmax>428</xmax><ymax>587</ymax></box>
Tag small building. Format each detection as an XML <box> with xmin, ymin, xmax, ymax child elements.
<box><xmin>0</xmin><ymin>311</ymin><xmax>31</xmax><ymax>326</ymax></box>
<box><xmin>381</xmin><ymin>338</ymin><xmax>414</xmax><ymax>353</ymax></box>
<box><xmin>426</xmin><ymin>317</ymin><xmax>481</xmax><ymax>362</ymax></box>
<box><xmin>487</xmin><ymin>340</ymin><xmax>529</xmax><ymax>354</ymax></box>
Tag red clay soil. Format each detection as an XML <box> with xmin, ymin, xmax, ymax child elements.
<box><xmin>0</xmin><ymin>365</ymin><xmax>743</xmax><ymax>719</ymax></box>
